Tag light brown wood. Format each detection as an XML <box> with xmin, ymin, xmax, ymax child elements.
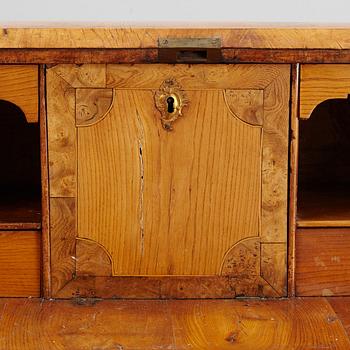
<box><xmin>169</xmin><ymin>298</ymin><xmax>349</xmax><ymax>349</ymax></box>
<box><xmin>106</xmin><ymin>64</ymin><xmax>283</xmax><ymax>89</ymax></box>
<box><xmin>76</xmin><ymin>88</ymin><xmax>114</xmax><ymax>126</ymax></box>
<box><xmin>300</xmin><ymin>64</ymin><xmax>350</xmax><ymax>119</ymax></box>
<box><xmin>40</xmin><ymin>64</ymin><xmax>51</xmax><ymax>298</ymax></box>
<box><xmin>0</xmin><ymin>298</ymin><xmax>348</xmax><ymax>349</ymax></box>
<box><xmin>47</xmin><ymin>63</ymin><xmax>289</xmax><ymax>297</ymax></box>
<box><xmin>51</xmin><ymin>64</ymin><xmax>106</xmax><ymax>88</ymax></box>
<box><xmin>78</xmin><ymin>88</ymin><xmax>262</xmax><ymax>276</ymax></box>
<box><xmin>46</xmin><ymin>69</ymin><xmax>76</xmax><ymax>197</ymax></box>
<box><xmin>261</xmin><ymin>243</ymin><xmax>287</xmax><ymax>296</ymax></box>
<box><xmin>296</xmin><ymin>228</ymin><xmax>350</xmax><ymax>296</ymax></box>
<box><xmin>328</xmin><ymin>297</ymin><xmax>350</xmax><ymax>338</ymax></box>
<box><xmin>0</xmin><ymin>65</ymin><xmax>38</xmax><ymax>123</ymax></box>
<box><xmin>3</xmin><ymin>28</ymin><xmax>350</xmax><ymax>49</ymax></box>
<box><xmin>288</xmin><ymin>63</ymin><xmax>299</xmax><ymax>296</ymax></box>
<box><xmin>261</xmin><ymin>66</ymin><xmax>290</xmax><ymax>243</ymax></box>
<box><xmin>50</xmin><ymin>198</ymin><xmax>76</xmax><ymax>295</ymax></box>
<box><xmin>0</xmin><ymin>231</ymin><xmax>40</xmax><ymax>297</ymax></box>
<box><xmin>224</xmin><ymin>89</ymin><xmax>264</xmax><ymax>126</ymax></box>
<box><xmin>297</xmin><ymin>190</ymin><xmax>350</xmax><ymax>227</ymax></box>
<box><xmin>76</xmin><ymin>238</ymin><xmax>112</xmax><ymax>276</ymax></box>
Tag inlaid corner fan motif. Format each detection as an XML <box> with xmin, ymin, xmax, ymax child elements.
<box><xmin>47</xmin><ymin>63</ymin><xmax>289</xmax><ymax>298</ymax></box>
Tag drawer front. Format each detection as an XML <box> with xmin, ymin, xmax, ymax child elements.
<box><xmin>47</xmin><ymin>64</ymin><xmax>290</xmax><ymax>298</ymax></box>
<box><xmin>0</xmin><ymin>231</ymin><xmax>41</xmax><ymax>297</ymax></box>
<box><xmin>296</xmin><ymin>228</ymin><xmax>350</xmax><ymax>296</ymax></box>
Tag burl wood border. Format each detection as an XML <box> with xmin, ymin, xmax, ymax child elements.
<box><xmin>47</xmin><ymin>64</ymin><xmax>289</xmax><ymax>299</ymax></box>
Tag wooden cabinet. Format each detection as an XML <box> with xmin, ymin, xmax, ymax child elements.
<box><xmin>47</xmin><ymin>63</ymin><xmax>290</xmax><ymax>298</ymax></box>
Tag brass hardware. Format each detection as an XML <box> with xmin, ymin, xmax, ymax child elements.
<box><xmin>154</xmin><ymin>78</ymin><xmax>188</xmax><ymax>131</ymax></box>
<box><xmin>158</xmin><ymin>37</ymin><xmax>222</xmax><ymax>63</ymax></box>
<box><xmin>158</xmin><ymin>37</ymin><xmax>221</xmax><ymax>49</ymax></box>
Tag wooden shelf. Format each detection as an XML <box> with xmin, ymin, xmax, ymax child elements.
<box><xmin>297</xmin><ymin>189</ymin><xmax>350</xmax><ymax>227</ymax></box>
<box><xmin>0</xmin><ymin>196</ymin><xmax>41</xmax><ymax>230</ymax></box>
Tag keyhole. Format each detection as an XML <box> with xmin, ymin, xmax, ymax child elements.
<box><xmin>167</xmin><ymin>96</ymin><xmax>175</xmax><ymax>113</ymax></box>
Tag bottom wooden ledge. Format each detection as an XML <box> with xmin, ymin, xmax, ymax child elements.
<box><xmin>0</xmin><ymin>297</ymin><xmax>348</xmax><ymax>350</ymax></box>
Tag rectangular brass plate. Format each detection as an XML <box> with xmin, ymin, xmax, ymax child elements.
<box><xmin>158</xmin><ymin>37</ymin><xmax>221</xmax><ymax>49</ymax></box>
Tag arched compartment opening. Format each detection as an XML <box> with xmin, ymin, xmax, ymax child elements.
<box><xmin>0</xmin><ymin>100</ymin><xmax>41</xmax><ymax>227</ymax></box>
<box><xmin>297</xmin><ymin>97</ymin><xmax>350</xmax><ymax>226</ymax></box>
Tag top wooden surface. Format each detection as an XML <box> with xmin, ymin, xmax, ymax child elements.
<box><xmin>1</xmin><ymin>27</ymin><xmax>350</xmax><ymax>49</ymax></box>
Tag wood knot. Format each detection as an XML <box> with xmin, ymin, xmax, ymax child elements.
<box><xmin>225</xmin><ymin>331</ymin><xmax>239</xmax><ymax>343</ymax></box>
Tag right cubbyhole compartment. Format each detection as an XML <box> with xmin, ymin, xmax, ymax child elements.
<box><xmin>297</xmin><ymin>96</ymin><xmax>350</xmax><ymax>227</ymax></box>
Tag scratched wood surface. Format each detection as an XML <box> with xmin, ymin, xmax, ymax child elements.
<box><xmin>47</xmin><ymin>64</ymin><xmax>289</xmax><ymax>297</ymax></box>
<box><xmin>0</xmin><ymin>298</ymin><xmax>349</xmax><ymax>350</ymax></box>
<box><xmin>2</xmin><ymin>28</ymin><xmax>350</xmax><ymax>49</ymax></box>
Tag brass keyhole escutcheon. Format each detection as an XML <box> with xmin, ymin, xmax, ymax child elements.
<box><xmin>154</xmin><ymin>78</ymin><xmax>189</xmax><ymax>131</ymax></box>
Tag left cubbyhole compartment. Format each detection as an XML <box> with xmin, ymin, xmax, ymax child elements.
<box><xmin>0</xmin><ymin>65</ymin><xmax>41</xmax><ymax>297</ymax></box>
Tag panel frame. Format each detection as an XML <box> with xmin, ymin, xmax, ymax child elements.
<box><xmin>46</xmin><ymin>63</ymin><xmax>290</xmax><ymax>298</ymax></box>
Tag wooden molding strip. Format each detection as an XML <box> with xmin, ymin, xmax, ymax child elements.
<box><xmin>2</xmin><ymin>48</ymin><xmax>350</xmax><ymax>64</ymax></box>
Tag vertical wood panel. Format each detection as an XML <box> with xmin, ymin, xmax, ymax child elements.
<box><xmin>46</xmin><ymin>70</ymin><xmax>76</xmax><ymax>197</ymax></box>
<box><xmin>77</xmin><ymin>89</ymin><xmax>262</xmax><ymax>275</ymax></box>
<box><xmin>40</xmin><ymin>64</ymin><xmax>51</xmax><ymax>298</ymax></box>
<box><xmin>261</xmin><ymin>67</ymin><xmax>290</xmax><ymax>243</ymax></box>
<box><xmin>288</xmin><ymin>64</ymin><xmax>300</xmax><ymax>296</ymax></box>
<box><xmin>50</xmin><ymin>198</ymin><xmax>76</xmax><ymax>295</ymax></box>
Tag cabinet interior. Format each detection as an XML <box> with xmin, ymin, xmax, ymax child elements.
<box><xmin>297</xmin><ymin>97</ymin><xmax>350</xmax><ymax>227</ymax></box>
<box><xmin>0</xmin><ymin>100</ymin><xmax>41</xmax><ymax>229</ymax></box>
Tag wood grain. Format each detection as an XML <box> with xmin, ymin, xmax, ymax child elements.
<box><xmin>0</xmin><ymin>231</ymin><xmax>40</xmax><ymax>297</ymax></box>
<box><xmin>77</xmin><ymin>88</ymin><xmax>262</xmax><ymax>276</ymax></box>
<box><xmin>261</xmin><ymin>66</ymin><xmax>290</xmax><ymax>243</ymax></box>
<box><xmin>3</xmin><ymin>28</ymin><xmax>350</xmax><ymax>49</ymax></box>
<box><xmin>300</xmin><ymin>64</ymin><xmax>350</xmax><ymax>119</ymax></box>
<box><xmin>76</xmin><ymin>238</ymin><xmax>112</xmax><ymax>277</ymax></box>
<box><xmin>51</xmin><ymin>64</ymin><xmax>106</xmax><ymax>88</ymax></box>
<box><xmin>261</xmin><ymin>243</ymin><xmax>287</xmax><ymax>296</ymax></box>
<box><xmin>48</xmin><ymin>63</ymin><xmax>289</xmax><ymax>297</ymax></box>
<box><xmin>328</xmin><ymin>297</ymin><xmax>350</xmax><ymax>338</ymax></box>
<box><xmin>0</xmin><ymin>65</ymin><xmax>38</xmax><ymax>123</ymax></box>
<box><xmin>221</xmin><ymin>238</ymin><xmax>260</xmax><ymax>277</ymax></box>
<box><xmin>106</xmin><ymin>64</ymin><xmax>284</xmax><ymax>90</ymax></box>
<box><xmin>288</xmin><ymin>64</ymin><xmax>300</xmax><ymax>297</ymax></box>
<box><xmin>4</xmin><ymin>48</ymin><xmax>350</xmax><ymax>64</ymax></box>
<box><xmin>296</xmin><ymin>228</ymin><xmax>350</xmax><ymax>296</ymax></box>
<box><xmin>169</xmin><ymin>298</ymin><xmax>349</xmax><ymax>350</ymax></box>
<box><xmin>50</xmin><ymin>198</ymin><xmax>76</xmax><ymax>295</ymax></box>
<box><xmin>0</xmin><ymin>298</ymin><xmax>348</xmax><ymax>349</ymax></box>
<box><xmin>224</xmin><ymin>89</ymin><xmax>263</xmax><ymax>126</ymax></box>
<box><xmin>76</xmin><ymin>88</ymin><xmax>114</xmax><ymax>126</ymax></box>
<box><xmin>40</xmin><ymin>64</ymin><xmax>51</xmax><ymax>298</ymax></box>
<box><xmin>46</xmin><ymin>69</ymin><xmax>76</xmax><ymax>197</ymax></box>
